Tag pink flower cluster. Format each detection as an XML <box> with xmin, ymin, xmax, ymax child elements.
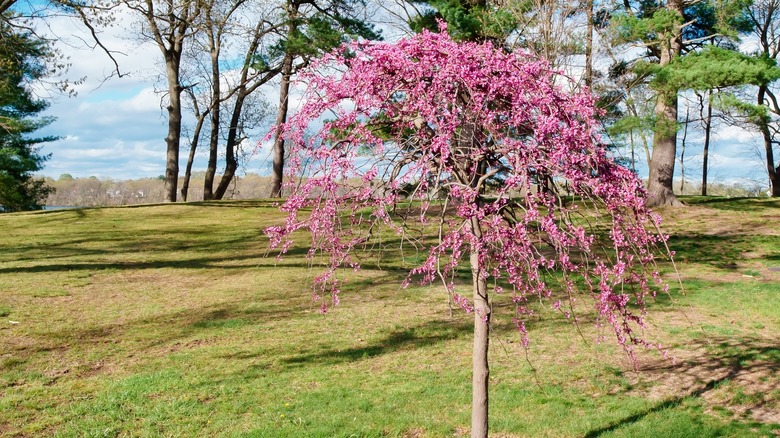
<box><xmin>266</xmin><ymin>28</ymin><xmax>669</xmax><ymax>356</ymax></box>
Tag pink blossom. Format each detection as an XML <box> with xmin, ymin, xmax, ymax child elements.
<box><xmin>265</xmin><ymin>29</ymin><xmax>670</xmax><ymax>356</ymax></box>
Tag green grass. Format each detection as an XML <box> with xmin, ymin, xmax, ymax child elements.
<box><xmin>0</xmin><ymin>198</ymin><xmax>778</xmax><ymax>436</ymax></box>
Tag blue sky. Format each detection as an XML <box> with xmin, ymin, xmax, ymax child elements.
<box><xmin>31</xmin><ymin>8</ymin><xmax>776</xmax><ymax>193</ymax></box>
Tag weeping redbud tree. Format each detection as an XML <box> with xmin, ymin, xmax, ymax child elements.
<box><xmin>266</xmin><ymin>28</ymin><xmax>668</xmax><ymax>438</ymax></box>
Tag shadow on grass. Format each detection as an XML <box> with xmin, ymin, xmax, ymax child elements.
<box><xmin>585</xmin><ymin>336</ymin><xmax>780</xmax><ymax>436</ymax></box>
<box><xmin>0</xmin><ymin>255</ymin><xmax>270</xmax><ymax>274</ymax></box>
<box><xmin>2</xmin><ymin>223</ymin><xmax>273</xmax><ymax>257</ymax></box>
<box><xmin>4</xmin><ymin>260</ymin><xmax>426</xmax><ymax>367</ymax></box>
<box><xmin>667</xmin><ymin>232</ymin><xmax>780</xmax><ymax>268</ymax></box>
<box><xmin>281</xmin><ymin>319</ymin><xmax>471</xmax><ymax>367</ymax></box>
<box><xmin>6</xmin><ymin>301</ymin><xmax>309</xmax><ymax>359</ymax></box>
<box><xmin>0</xmin><ymin>235</ymin><xmax>322</xmax><ymax>273</ymax></box>
<box><xmin>682</xmin><ymin>196</ymin><xmax>780</xmax><ymax>212</ymax></box>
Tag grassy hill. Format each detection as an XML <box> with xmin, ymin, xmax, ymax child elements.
<box><xmin>0</xmin><ymin>198</ymin><xmax>778</xmax><ymax>437</ymax></box>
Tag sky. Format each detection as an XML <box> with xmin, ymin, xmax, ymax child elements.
<box><xmin>32</xmin><ymin>8</ymin><xmax>283</xmax><ymax>181</ymax></box>
<box><xmin>35</xmin><ymin>18</ymin><xmax>185</xmax><ymax>180</ymax></box>
<box><xmin>28</xmin><ymin>4</ymin><xmax>777</xmax><ymax>193</ymax></box>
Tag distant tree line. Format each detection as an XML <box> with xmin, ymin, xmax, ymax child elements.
<box><xmin>43</xmin><ymin>172</ymin><xmax>769</xmax><ymax>208</ymax></box>
<box><xmin>44</xmin><ymin>172</ymin><xmax>283</xmax><ymax>207</ymax></box>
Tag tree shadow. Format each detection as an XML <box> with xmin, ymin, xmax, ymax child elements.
<box><xmin>683</xmin><ymin>196</ymin><xmax>780</xmax><ymax>212</ymax></box>
<box><xmin>585</xmin><ymin>336</ymin><xmax>780</xmax><ymax>436</ymax></box>
<box><xmin>0</xmin><ymin>254</ymin><xmax>265</xmax><ymax>274</ymax></box>
<box><xmin>3</xmin><ymin>300</ymin><xmax>312</xmax><ymax>368</ymax></box>
<box><xmin>667</xmin><ymin>232</ymin><xmax>780</xmax><ymax>268</ymax></box>
<box><xmin>279</xmin><ymin>319</ymin><xmax>471</xmax><ymax>367</ymax></box>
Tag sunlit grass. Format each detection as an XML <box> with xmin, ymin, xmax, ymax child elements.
<box><xmin>0</xmin><ymin>198</ymin><xmax>778</xmax><ymax>436</ymax></box>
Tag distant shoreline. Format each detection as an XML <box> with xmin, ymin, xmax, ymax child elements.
<box><xmin>43</xmin><ymin>206</ymin><xmax>81</xmax><ymax>211</ymax></box>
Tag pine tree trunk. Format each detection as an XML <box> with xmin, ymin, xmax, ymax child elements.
<box><xmin>469</xmin><ymin>216</ymin><xmax>489</xmax><ymax>438</ymax></box>
<box><xmin>646</xmin><ymin>0</ymin><xmax>684</xmax><ymax>207</ymax></box>
<box><xmin>647</xmin><ymin>90</ymin><xmax>682</xmax><ymax>206</ymax></box>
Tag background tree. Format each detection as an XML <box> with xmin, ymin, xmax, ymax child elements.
<box><xmin>0</xmin><ymin>16</ymin><xmax>55</xmax><ymax>211</ymax></box>
<box><xmin>611</xmin><ymin>0</ymin><xmax>686</xmax><ymax>206</ymax></box>
<box><xmin>180</xmin><ymin>0</ymin><xmax>278</xmax><ymax>201</ymax></box>
<box><xmin>403</xmin><ymin>0</ymin><xmax>599</xmax><ymax>89</ymax></box>
<box><xmin>735</xmin><ymin>0</ymin><xmax>780</xmax><ymax>196</ymax></box>
<box><xmin>695</xmin><ymin>89</ymin><xmax>714</xmax><ymax>195</ymax></box>
<box><xmin>120</xmin><ymin>0</ymin><xmax>203</xmax><ymax>203</ymax></box>
<box><xmin>606</xmin><ymin>0</ymin><xmax>754</xmax><ymax>206</ymax></box>
<box><xmin>405</xmin><ymin>0</ymin><xmax>517</xmax><ymax>42</ymax></box>
<box><xmin>267</xmin><ymin>30</ymin><xmax>668</xmax><ymax>437</ymax></box>
<box><xmin>666</xmin><ymin>45</ymin><xmax>780</xmax><ymax>195</ymax></box>
<box><xmin>179</xmin><ymin>86</ymin><xmax>209</xmax><ymax>201</ymax></box>
<box><xmin>506</xmin><ymin>0</ymin><xmax>592</xmax><ymax>80</ymax></box>
<box><xmin>268</xmin><ymin>0</ymin><xmax>381</xmax><ymax>197</ymax></box>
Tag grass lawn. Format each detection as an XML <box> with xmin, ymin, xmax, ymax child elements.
<box><xmin>0</xmin><ymin>197</ymin><xmax>778</xmax><ymax>437</ymax></box>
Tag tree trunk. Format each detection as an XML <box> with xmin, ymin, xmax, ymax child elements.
<box><xmin>213</xmin><ymin>93</ymin><xmax>246</xmax><ymax>200</ymax></box>
<box><xmin>203</xmin><ymin>31</ymin><xmax>221</xmax><ymax>201</ymax></box>
<box><xmin>181</xmin><ymin>118</ymin><xmax>203</xmax><ymax>202</ymax></box>
<box><xmin>764</xmin><ymin>128</ymin><xmax>780</xmax><ymax>196</ymax></box>
<box><xmin>646</xmin><ymin>0</ymin><xmax>684</xmax><ymax>207</ymax></box>
<box><xmin>584</xmin><ymin>0</ymin><xmax>593</xmax><ymax>89</ymax></box>
<box><xmin>679</xmin><ymin>107</ymin><xmax>688</xmax><ymax>194</ymax></box>
<box><xmin>760</xmin><ymin>121</ymin><xmax>779</xmax><ymax>195</ymax></box>
<box><xmin>701</xmin><ymin>93</ymin><xmax>712</xmax><ymax>196</ymax></box>
<box><xmin>758</xmin><ymin>85</ymin><xmax>780</xmax><ymax>197</ymax></box>
<box><xmin>469</xmin><ymin>216</ymin><xmax>489</xmax><ymax>438</ymax></box>
<box><xmin>213</xmin><ymin>149</ymin><xmax>237</xmax><ymax>199</ymax></box>
<box><xmin>270</xmin><ymin>52</ymin><xmax>294</xmax><ymax>198</ymax></box>
<box><xmin>163</xmin><ymin>56</ymin><xmax>183</xmax><ymax>203</ymax></box>
<box><xmin>647</xmin><ymin>89</ymin><xmax>682</xmax><ymax>206</ymax></box>
<box><xmin>181</xmin><ymin>89</ymin><xmax>207</xmax><ymax>202</ymax></box>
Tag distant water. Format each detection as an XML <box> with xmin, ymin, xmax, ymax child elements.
<box><xmin>43</xmin><ymin>206</ymin><xmax>81</xmax><ymax>211</ymax></box>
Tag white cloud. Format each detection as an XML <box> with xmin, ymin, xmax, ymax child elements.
<box><xmin>27</xmin><ymin>6</ymin><xmax>171</xmax><ymax>180</ymax></box>
<box><xmin>710</xmin><ymin>125</ymin><xmax>761</xmax><ymax>144</ymax></box>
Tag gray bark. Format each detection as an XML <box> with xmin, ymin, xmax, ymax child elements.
<box><xmin>181</xmin><ymin>91</ymin><xmax>207</xmax><ymax>202</ymax></box>
<box><xmin>701</xmin><ymin>93</ymin><xmax>712</xmax><ymax>196</ymax></box>
<box><xmin>203</xmin><ymin>25</ymin><xmax>221</xmax><ymax>201</ymax></box>
<box><xmin>270</xmin><ymin>52</ymin><xmax>293</xmax><ymax>198</ymax></box>
<box><xmin>163</xmin><ymin>54</ymin><xmax>183</xmax><ymax>202</ymax></box>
